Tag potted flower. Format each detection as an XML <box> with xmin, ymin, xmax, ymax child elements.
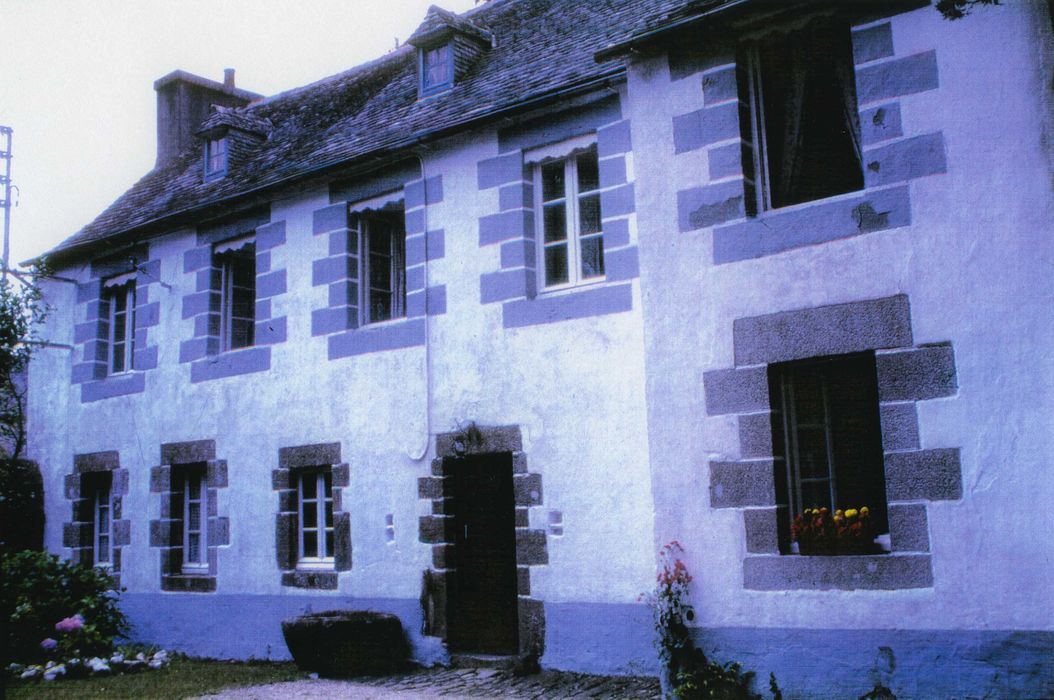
<box><xmin>792</xmin><ymin>506</ymin><xmax>877</xmax><ymax>555</ymax></box>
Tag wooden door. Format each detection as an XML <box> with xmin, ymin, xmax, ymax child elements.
<box><xmin>447</xmin><ymin>454</ymin><xmax>519</xmax><ymax>654</ymax></box>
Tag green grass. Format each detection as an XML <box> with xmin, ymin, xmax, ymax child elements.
<box><xmin>4</xmin><ymin>657</ymin><xmax>303</xmax><ymax>699</ymax></box>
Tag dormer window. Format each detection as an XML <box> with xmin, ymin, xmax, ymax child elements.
<box><xmin>420</xmin><ymin>44</ymin><xmax>454</xmax><ymax>95</ymax></box>
<box><xmin>205</xmin><ymin>136</ymin><xmax>227</xmax><ymax>180</ymax></box>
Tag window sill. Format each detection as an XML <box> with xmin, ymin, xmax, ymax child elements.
<box><xmin>161</xmin><ymin>574</ymin><xmax>217</xmax><ymax>593</ymax></box>
<box><xmin>281</xmin><ymin>570</ymin><xmax>338</xmax><ymax>590</ymax></box>
<box><xmin>81</xmin><ymin>371</ymin><xmax>147</xmax><ymax>403</ymax></box>
<box><xmin>537</xmin><ymin>276</ymin><xmax>608</xmax><ymax>298</ymax></box>
<box><xmin>743</xmin><ymin>552</ymin><xmax>932</xmax><ymax>591</ymax></box>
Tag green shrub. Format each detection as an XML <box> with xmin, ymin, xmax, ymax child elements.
<box><xmin>0</xmin><ymin>550</ymin><xmax>128</xmax><ymax>664</ymax></box>
<box><xmin>0</xmin><ymin>458</ymin><xmax>44</xmax><ymax>554</ymax></box>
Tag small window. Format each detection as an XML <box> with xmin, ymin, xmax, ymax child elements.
<box><xmin>216</xmin><ymin>239</ymin><xmax>256</xmax><ymax>351</ymax></box>
<box><xmin>771</xmin><ymin>352</ymin><xmax>889</xmax><ymax>550</ymax></box>
<box><xmin>205</xmin><ymin>137</ymin><xmax>227</xmax><ymax>179</ymax></box>
<box><xmin>91</xmin><ymin>474</ymin><xmax>113</xmax><ymax>568</ymax></box>
<box><xmin>740</xmin><ymin>19</ymin><xmax>863</xmax><ymax>211</ymax></box>
<box><xmin>420</xmin><ymin>43</ymin><xmax>453</xmax><ymax>94</ymax></box>
<box><xmin>103</xmin><ymin>277</ymin><xmax>136</xmax><ymax>374</ymax></box>
<box><xmin>181</xmin><ymin>467</ymin><xmax>207</xmax><ymax>574</ymax></box>
<box><xmin>297</xmin><ymin>470</ymin><xmax>335</xmax><ymax>569</ymax></box>
<box><xmin>535</xmin><ymin>146</ymin><xmax>604</xmax><ymax>289</ymax></box>
<box><xmin>358</xmin><ymin>212</ymin><xmax>406</xmax><ymax>324</ymax></box>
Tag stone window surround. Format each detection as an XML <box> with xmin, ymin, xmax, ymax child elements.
<box><xmin>669</xmin><ymin>14</ymin><xmax>946</xmax><ymax>265</ymax></box>
<box><xmin>476</xmin><ymin>92</ymin><xmax>640</xmax><ymax>330</ymax></box>
<box><xmin>273</xmin><ymin>442</ymin><xmax>352</xmax><ymax>590</ymax></box>
<box><xmin>149</xmin><ymin>440</ymin><xmax>231</xmax><ymax>593</ymax></box>
<box><xmin>311</xmin><ymin>166</ymin><xmax>447</xmax><ymax>360</ymax></box>
<box><xmin>417</xmin><ymin>425</ymin><xmax>547</xmax><ymax>659</ymax></box>
<box><xmin>63</xmin><ymin>451</ymin><xmax>131</xmax><ymax>586</ymax></box>
<box><xmin>71</xmin><ymin>244</ymin><xmax>161</xmax><ymax>403</ymax></box>
<box><xmin>702</xmin><ymin>294</ymin><xmax>961</xmax><ymax>591</ymax></box>
<box><xmin>180</xmin><ymin>206</ymin><xmax>288</xmax><ymax>383</ymax></box>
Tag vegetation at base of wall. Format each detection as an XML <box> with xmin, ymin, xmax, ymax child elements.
<box><xmin>0</xmin><ymin>457</ymin><xmax>44</xmax><ymax>553</ymax></box>
<box><xmin>0</xmin><ymin>550</ymin><xmax>128</xmax><ymax>664</ymax></box>
<box><xmin>4</xmin><ymin>656</ymin><xmax>303</xmax><ymax>700</ymax></box>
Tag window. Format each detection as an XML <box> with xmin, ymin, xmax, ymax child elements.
<box><xmin>297</xmin><ymin>470</ymin><xmax>334</xmax><ymax>569</ymax></box>
<box><xmin>103</xmin><ymin>275</ymin><xmax>136</xmax><ymax>374</ymax></box>
<box><xmin>420</xmin><ymin>43</ymin><xmax>453</xmax><ymax>94</ymax></box>
<box><xmin>356</xmin><ymin>212</ymin><xmax>406</xmax><ymax>324</ymax></box>
<box><xmin>771</xmin><ymin>352</ymin><xmax>889</xmax><ymax>545</ymax></box>
<box><xmin>181</xmin><ymin>467</ymin><xmax>207</xmax><ymax>574</ymax></box>
<box><xmin>535</xmin><ymin>146</ymin><xmax>604</xmax><ymax>289</ymax></box>
<box><xmin>215</xmin><ymin>238</ymin><xmax>256</xmax><ymax>351</ymax></box>
<box><xmin>205</xmin><ymin>137</ymin><xmax>227</xmax><ymax>179</ymax></box>
<box><xmin>91</xmin><ymin>475</ymin><xmax>113</xmax><ymax>567</ymax></box>
<box><xmin>739</xmin><ymin>19</ymin><xmax>863</xmax><ymax>211</ymax></box>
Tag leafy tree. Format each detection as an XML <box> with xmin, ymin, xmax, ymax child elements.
<box><xmin>936</xmin><ymin>0</ymin><xmax>1001</xmax><ymax>21</ymax></box>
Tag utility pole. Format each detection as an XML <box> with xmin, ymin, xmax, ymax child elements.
<box><xmin>0</xmin><ymin>125</ymin><xmax>12</xmax><ymax>279</ymax></box>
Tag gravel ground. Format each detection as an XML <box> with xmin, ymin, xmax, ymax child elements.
<box><xmin>198</xmin><ymin>667</ymin><xmax>662</xmax><ymax>699</ymax></box>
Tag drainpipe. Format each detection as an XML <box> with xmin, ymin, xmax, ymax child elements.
<box><xmin>407</xmin><ymin>151</ymin><xmax>433</xmax><ymax>462</ymax></box>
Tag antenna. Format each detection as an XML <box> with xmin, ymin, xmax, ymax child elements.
<box><xmin>0</xmin><ymin>125</ymin><xmax>11</xmax><ymax>280</ymax></box>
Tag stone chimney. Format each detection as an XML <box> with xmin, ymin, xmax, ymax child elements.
<box><xmin>153</xmin><ymin>70</ymin><xmax>261</xmax><ymax>167</ymax></box>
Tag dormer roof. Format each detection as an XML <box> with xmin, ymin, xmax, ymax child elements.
<box><xmin>407</xmin><ymin>4</ymin><xmax>493</xmax><ymax>48</ymax></box>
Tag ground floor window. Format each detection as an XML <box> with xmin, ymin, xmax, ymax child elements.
<box><xmin>90</xmin><ymin>474</ymin><xmax>113</xmax><ymax>567</ymax></box>
<box><xmin>297</xmin><ymin>470</ymin><xmax>334</xmax><ymax>568</ymax></box>
<box><xmin>180</xmin><ymin>466</ymin><xmax>208</xmax><ymax>574</ymax></box>
<box><xmin>771</xmin><ymin>352</ymin><xmax>889</xmax><ymax>547</ymax></box>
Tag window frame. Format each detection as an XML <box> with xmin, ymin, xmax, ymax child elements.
<box><xmin>739</xmin><ymin>18</ymin><xmax>864</xmax><ymax>213</ymax></box>
<box><xmin>93</xmin><ymin>479</ymin><xmax>113</xmax><ymax>568</ymax></box>
<box><xmin>105</xmin><ymin>279</ymin><xmax>136</xmax><ymax>375</ymax></box>
<box><xmin>205</xmin><ymin>136</ymin><xmax>228</xmax><ymax>180</ymax></box>
<box><xmin>772</xmin><ymin>351</ymin><xmax>890</xmax><ymax>550</ymax></box>
<box><xmin>216</xmin><ymin>240</ymin><xmax>256</xmax><ymax>352</ymax></box>
<box><xmin>419</xmin><ymin>43</ymin><xmax>454</xmax><ymax>96</ymax></box>
<box><xmin>181</xmin><ymin>468</ymin><xmax>208</xmax><ymax>574</ymax></box>
<box><xmin>532</xmin><ymin>145</ymin><xmax>606</xmax><ymax>292</ymax></box>
<box><xmin>356</xmin><ymin>211</ymin><xmax>407</xmax><ymax>326</ymax></box>
<box><xmin>296</xmin><ymin>469</ymin><xmax>335</xmax><ymax>570</ymax></box>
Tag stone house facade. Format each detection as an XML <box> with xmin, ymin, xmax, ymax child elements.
<box><xmin>27</xmin><ymin>1</ymin><xmax>1054</xmax><ymax>697</ymax></box>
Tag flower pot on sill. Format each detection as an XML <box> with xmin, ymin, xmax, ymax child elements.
<box><xmin>281</xmin><ymin>610</ymin><xmax>410</xmax><ymax>677</ymax></box>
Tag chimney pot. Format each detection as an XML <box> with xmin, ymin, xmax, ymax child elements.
<box><xmin>224</xmin><ymin>68</ymin><xmax>236</xmax><ymax>89</ymax></box>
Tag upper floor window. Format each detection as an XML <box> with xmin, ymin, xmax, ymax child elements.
<box><xmin>103</xmin><ymin>274</ymin><xmax>136</xmax><ymax>375</ymax></box>
<box><xmin>297</xmin><ymin>469</ymin><xmax>334</xmax><ymax>569</ymax></box>
<box><xmin>771</xmin><ymin>352</ymin><xmax>889</xmax><ymax>554</ymax></box>
<box><xmin>739</xmin><ymin>19</ymin><xmax>863</xmax><ymax>211</ymax></box>
<box><xmin>180</xmin><ymin>466</ymin><xmax>208</xmax><ymax>574</ymax></box>
<box><xmin>420</xmin><ymin>43</ymin><xmax>454</xmax><ymax>95</ymax></box>
<box><xmin>352</xmin><ymin>210</ymin><xmax>406</xmax><ymax>324</ymax></box>
<box><xmin>535</xmin><ymin>145</ymin><xmax>604</xmax><ymax>289</ymax></box>
<box><xmin>214</xmin><ymin>236</ymin><xmax>256</xmax><ymax>351</ymax></box>
<box><xmin>205</xmin><ymin>137</ymin><xmax>227</xmax><ymax>180</ymax></box>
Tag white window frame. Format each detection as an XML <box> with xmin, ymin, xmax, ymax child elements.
<box><xmin>532</xmin><ymin>145</ymin><xmax>605</xmax><ymax>292</ymax></box>
<box><xmin>182</xmin><ymin>469</ymin><xmax>208</xmax><ymax>574</ymax></box>
<box><xmin>419</xmin><ymin>43</ymin><xmax>454</xmax><ymax>95</ymax></box>
<box><xmin>105</xmin><ymin>279</ymin><xmax>136</xmax><ymax>375</ymax></box>
<box><xmin>205</xmin><ymin>136</ymin><xmax>227</xmax><ymax>179</ymax></box>
<box><xmin>216</xmin><ymin>238</ymin><xmax>256</xmax><ymax>352</ymax></box>
<box><xmin>93</xmin><ymin>481</ymin><xmax>112</xmax><ymax>568</ymax></box>
<box><xmin>296</xmin><ymin>470</ymin><xmax>335</xmax><ymax>570</ymax></box>
<box><xmin>354</xmin><ymin>212</ymin><xmax>406</xmax><ymax>326</ymax></box>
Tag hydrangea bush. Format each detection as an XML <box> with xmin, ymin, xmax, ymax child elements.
<box><xmin>0</xmin><ymin>550</ymin><xmax>128</xmax><ymax>664</ymax></box>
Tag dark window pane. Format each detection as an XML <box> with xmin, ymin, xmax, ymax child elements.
<box><xmin>576</xmin><ymin>149</ymin><xmax>599</xmax><ymax>192</ymax></box>
<box><xmin>303</xmin><ymin>531</ymin><xmax>318</xmax><ymax>558</ymax></box>
<box><xmin>187</xmin><ymin>534</ymin><xmax>201</xmax><ymax>563</ymax></box>
<box><xmin>111</xmin><ymin>344</ymin><xmax>125</xmax><ymax>374</ymax></box>
<box><xmin>231</xmin><ymin>251</ymin><xmax>255</xmax><ymax>286</ymax></box>
<box><xmin>795</xmin><ymin>427</ymin><xmax>829</xmax><ymax>480</ymax></box>
<box><xmin>324</xmin><ymin>530</ymin><xmax>335</xmax><ymax>558</ymax></box>
<box><xmin>580</xmin><ymin>235</ymin><xmax>604</xmax><ymax>278</ymax></box>
<box><xmin>541</xmin><ymin>162</ymin><xmax>565</xmax><ymax>202</ymax></box>
<box><xmin>370</xmin><ymin>255</ymin><xmax>391</xmax><ymax>290</ymax></box>
<box><xmin>301</xmin><ymin>475</ymin><xmax>317</xmax><ymax>500</ymax></box>
<box><xmin>370</xmin><ymin>294</ymin><xmax>392</xmax><ymax>323</ymax></box>
<box><xmin>578</xmin><ymin>194</ymin><xmax>601</xmax><ymax>235</ymax></box>
<box><xmin>324</xmin><ymin>505</ymin><xmax>333</xmax><ymax>528</ymax></box>
<box><xmin>230</xmin><ymin>319</ymin><xmax>254</xmax><ymax>349</ymax></box>
<box><xmin>302</xmin><ymin>502</ymin><xmax>318</xmax><ymax>530</ymax></box>
<box><xmin>544</xmin><ymin>246</ymin><xmax>569</xmax><ymax>286</ymax></box>
<box><xmin>324</xmin><ymin>472</ymin><xmax>332</xmax><ymax>497</ymax></box>
<box><xmin>543</xmin><ymin>204</ymin><xmax>566</xmax><ymax>243</ymax></box>
<box><xmin>800</xmin><ymin>480</ymin><xmax>832</xmax><ymax>512</ymax></box>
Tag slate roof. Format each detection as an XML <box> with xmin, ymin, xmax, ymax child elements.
<box><xmin>46</xmin><ymin>0</ymin><xmax>707</xmax><ymax>264</ymax></box>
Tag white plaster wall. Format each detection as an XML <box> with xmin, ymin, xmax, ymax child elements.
<box><xmin>28</xmin><ymin>120</ymin><xmax>655</xmax><ymax>611</ymax></box>
<box><xmin>630</xmin><ymin>2</ymin><xmax>1054</xmax><ymax>631</ymax></box>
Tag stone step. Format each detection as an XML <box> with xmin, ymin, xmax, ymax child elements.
<box><xmin>449</xmin><ymin>653</ymin><xmax>521</xmax><ymax>671</ymax></box>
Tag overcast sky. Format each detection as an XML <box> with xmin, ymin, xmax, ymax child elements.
<box><xmin>0</xmin><ymin>0</ymin><xmax>477</xmax><ymax>267</ymax></box>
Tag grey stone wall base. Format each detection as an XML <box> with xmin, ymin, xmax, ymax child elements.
<box><xmin>703</xmin><ymin>366</ymin><xmax>769</xmax><ymax>416</ymax></box>
<box><xmin>281</xmin><ymin>571</ymin><xmax>338</xmax><ymax>590</ymax></box>
<box><xmin>876</xmin><ymin>345</ymin><xmax>957</xmax><ymax>401</ymax></box>
<box><xmin>161</xmin><ymin>440</ymin><xmax>216</xmax><ymax>465</ymax></box>
<box><xmin>885</xmin><ymin>448</ymin><xmax>962</xmax><ymax>501</ymax></box>
<box><xmin>74</xmin><ymin>451</ymin><xmax>120</xmax><ymax>473</ymax></box>
<box><xmin>744</xmin><ymin>553</ymin><xmax>933</xmax><ymax>590</ymax></box>
<box><xmin>436</xmin><ymin>424</ymin><xmax>522</xmax><ymax>457</ymax></box>
<box><xmin>888</xmin><ymin>503</ymin><xmax>930</xmax><ymax>552</ymax></box>
<box><xmin>743</xmin><ymin>508</ymin><xmax>782</xmax><ymax>554</ymax></box>
<box><xmin>279</xmin><ymin>442</ymin><xmax>341</xmax><ymax>469</ymax></box>
<box><xmin>162</xmin><ymin>575</ymin><xmax>217</xmax><ymax>593</ymax></box>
